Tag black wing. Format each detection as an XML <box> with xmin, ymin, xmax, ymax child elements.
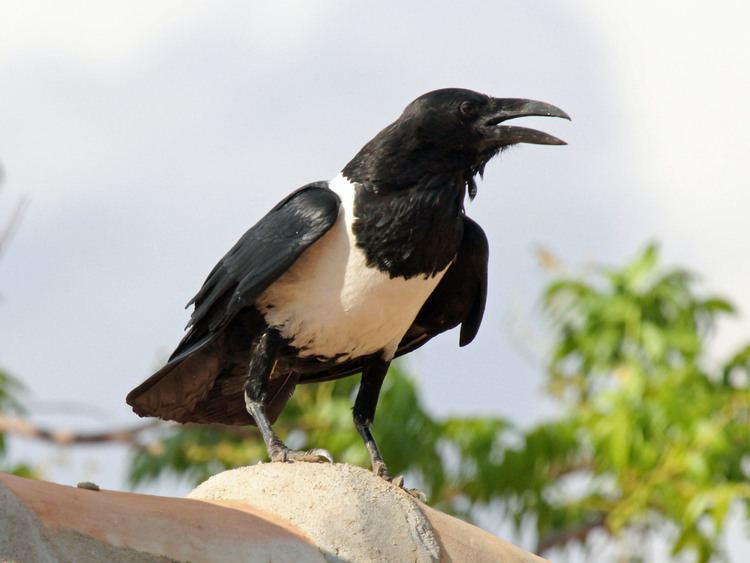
<box><xmin>398</xmin><ymin>215</ymin><xmax>488</xmax><ymax>352</ymax></box>
<box><xmin>171</xmin><ymin>182</ymin><xmax>341</xmax><ymax>361</ymax></box>
<box><xmin>298</xmin><ymin>215</ymin><xmax>488</xmax><ymax>384</ymax></box>
<box><xmin>127</xmin><ymin>182</ymin><xmax>341</xmax><ymax>419</ymax></box>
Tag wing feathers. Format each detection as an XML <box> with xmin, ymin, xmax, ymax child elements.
<box><xmin>127</xmin><ymin>182</ymin><xmax>341</xmax><ymax>420</ymax></box>
<box><xmin>172</xmin><ymin>183</ymin><xmax>340</xmax><ymax>357</ymax></box>
<box><xmin>187</xmin><ymin>182</ymin><xmax>340</xmax><ymax>334</ymax></box>
<box><xmin>456</xmin><ymin>217</ymin><xmax>489</xmax><ymax>346</ymax></box>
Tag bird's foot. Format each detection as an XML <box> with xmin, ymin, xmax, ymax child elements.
<box><xmin>372</xmin><ymin>459</ymin><xmax>394</xmax><ymax>481</ymax></box>
<box><xmin>404</xmin><ymin>487</ymin><xmax>427</xmax><ymax>501</ymax></box>
<box><xmin>386</xmin><ymin>475</ymin><xmax>427</xmax><ymax>501</ymax></box>
<box><xmin>269</xmin><ymin>446</ymin><xmax>334</xmax><ymax>464</ymax></box>
<box><xmin>372</xmin><ymin>460</ymin><xmax>426</xmax><ymax>500</ymax></box>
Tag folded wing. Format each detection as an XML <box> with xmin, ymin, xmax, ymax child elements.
<box><xmin>126</xmin><ymin>182</ymin><xmax>341</xmax><ymax>420</ymax></box>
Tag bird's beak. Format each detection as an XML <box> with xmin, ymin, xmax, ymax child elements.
<box><xmin>479</xmin><ymin>98</ymin><xmax>570</xmax><ymax>147</ymax></box>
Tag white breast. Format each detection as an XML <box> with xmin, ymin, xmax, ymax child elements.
<box><xmin>257</xmin><ymin>173</ymin><xmax>447</xmax><ymax>362</ymax></box>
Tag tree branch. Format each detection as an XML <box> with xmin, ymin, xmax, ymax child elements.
<box><xmin>536</xmin><ymin>513</ymin><xmax>608</xmax><ymax>554</ymax></box>
<box><xmin>0</xmin><ymin>413</ymin><xmax>161</xmax><ymax>446</ymax></box>
<box><xmin>0</xmin><ymin>195</ymin><xmax>29</xmax><ymax>261</ymax></box>
<box><xmin>546</xmin><ymin>458</ymin><xmax>594</xmax><ymax>480</ymax></box>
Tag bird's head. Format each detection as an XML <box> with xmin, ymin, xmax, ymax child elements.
<box><xmin>344</xmin><ymin>88</ymin><xmax>569</xmax><ymax>199</ymax></box>
<box><xmin>404</xmin><ymin>88</ymin><xmax>568</xmax><ymax>151</ymax></box>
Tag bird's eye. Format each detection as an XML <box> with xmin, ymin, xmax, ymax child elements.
<box><xmin>459</xmin><ymin>101</ymin><xmax>477</xmax><ymax>117</ymax></box>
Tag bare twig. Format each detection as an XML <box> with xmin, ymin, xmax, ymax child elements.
<box><xmin>536</xmin><ymin>513</ymin><xmax>607</xmax><ymax>554</ymax></box>
<box><xmin>0</xmin><ymin>413</ymin><xmax>161</xmax><ymax>446</ymax></box>
<box><xmin>0</xmin><ymin>195</ymin><xmax>29</xmax><ymax>261</ymax></box>
<box><xmin>22</xmin><ymin>399</ymin><xmax>113</xmax><ymax>419</ymax></box>
<box><xmin>546</xmin><ymin>458</ymin><xmax>595</xmax><ymax>480</ymax></box>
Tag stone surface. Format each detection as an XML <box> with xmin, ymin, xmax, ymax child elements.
<box><xmin>189</xmin><ymin>463</ymin><xmax>441</xmax><ymax>562</ymax></box>
<box><xmin>0</xmin><ymin>472</ymin><xmax>325</xmax><ymax>562</ymax></box>
<box><xmin>1</xmin><ymin>464</ymin><xmax>547</xmax><ymax>563</ymax></box>
<box><xmin>189</xmin><ymin>462</ymin><xmax>547</xmax><ymax>563</ymax></box>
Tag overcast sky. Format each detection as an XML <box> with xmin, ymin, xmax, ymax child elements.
<box><xmin>1</xmin><ymin>0</ymin><xmax>749</xmax><ymax>558</ymax></box>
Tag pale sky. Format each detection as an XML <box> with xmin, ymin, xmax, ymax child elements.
<box><xmin>1</xmin><ymin>1</ymin><xmax>749</xmax><ymax>559</ymax></box>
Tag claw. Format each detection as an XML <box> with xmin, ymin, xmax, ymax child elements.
<box><xmin>372</xmin><ymin>460</ymin><xmax>393</xmax><ymax>481</ymax></box>
<box><xmin>270</xmin><ymin>447</ymin><xmax>334</xmax><ymax>464</ymax></box>
<box><xmin>371</xmin><ymin>460</ymin><xmax>420</xmax><ymax>496</ymax></box>
<box><xmin>304</xmin><ymin>448</ymin><xmax>334</xmax><ymax>463</ymax></box>
<box><xmin>406</xmin><ymin>488</ymin><xmax>427</xmax><ymax>502</ymax></box>
<box><xmin>379</xmin><ymin>472</ymin><xmax>426</xmax><ymax>500</ymax></box>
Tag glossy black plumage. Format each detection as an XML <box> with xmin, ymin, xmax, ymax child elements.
<box><xmin>126</xmin><ymin>88</ymin><xmax>568</xmax><ymax>475</ymax></box>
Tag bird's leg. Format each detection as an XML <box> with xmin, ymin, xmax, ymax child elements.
<box><xmin>353</xmin><ymin>356</ymin><xmax>394</xmax><ymax>481</ymax></box>
<box><xmin>244</xmin><ymin>330</ymin><xmax>332</xmax><ymax>464</ymax></box>
<box><xmin>353</xmin><ymin>357</ymin><xmax>426</xmax><ymax>499</ymax></box>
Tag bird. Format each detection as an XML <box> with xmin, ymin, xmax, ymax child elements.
<box><xmin>126</xmin><ymin>88</ymin><xmax>568</xmax><ymax>482</ymax></box>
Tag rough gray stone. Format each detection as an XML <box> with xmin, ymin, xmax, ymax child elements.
<box><xmin>189</xmin><ymin>462</ymin><xmax>441</xmax><ymax>563</ymax></box>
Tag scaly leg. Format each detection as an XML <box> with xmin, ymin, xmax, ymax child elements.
<box><xmin>353</xmin><ymin>356</ymin><xmax>394</xmax><ymax>480</ymax></box>
<box><xmin>244</xmin><ymin>330</ymin><xmax>332</xmax><ymax>463</ymax></box>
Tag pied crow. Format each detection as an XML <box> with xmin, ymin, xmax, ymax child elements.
<box><xmin>126</xmin><ymin>88</ymin><xmax>568</xmax><ymax>481</ymax></box>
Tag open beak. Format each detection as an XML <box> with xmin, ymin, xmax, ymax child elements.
<box><xmin>480</xmin><ymin>98</ymin><xmax>570</xmax><ymax>146</ymax></box>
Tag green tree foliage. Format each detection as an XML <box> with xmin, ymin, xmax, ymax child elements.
<box><xmin>0</xmin><ymin>368</ymin><xmax>36</xmax><ymax>477</ymax></box>
<box><xmin>519</xmin><ymin>244</ymin><xmax>750</xmax><ymax>560</ymax></box>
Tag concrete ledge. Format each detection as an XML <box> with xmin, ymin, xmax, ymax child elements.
<box><xmin>1</xmin><ymin>464</ymin><xmax>546</xmax><ymax>562</ymax></box>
